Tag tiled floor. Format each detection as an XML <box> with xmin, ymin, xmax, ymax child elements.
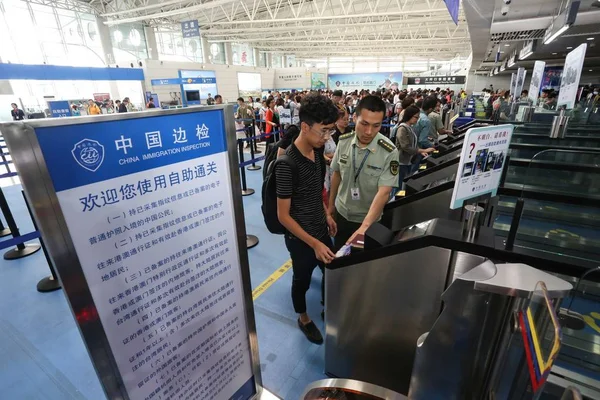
<box><xmin>0</xmin><ymin>158</ymin><xmax>327</xmax><ymax>399</ymax></box>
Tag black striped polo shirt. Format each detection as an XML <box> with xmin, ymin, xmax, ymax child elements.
<box><xmin>275</xmin><ymin>143</ymin><xmax>328</xmax><ymax>239</ymax></box>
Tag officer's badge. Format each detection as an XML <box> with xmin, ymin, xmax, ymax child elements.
<box><xmin>390</xmin><ymin>161</ymin><xmax>399</xmax><ymax>176</ymax></box>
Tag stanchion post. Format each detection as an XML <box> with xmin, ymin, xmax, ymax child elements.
<box><xmin>0</xmin><ymin>218</ymin><xmax>11</xmax><ymax>237</ymax></box>
<box><xmin>247</xmin><ymin>133</ymin><xmax>261</xmax><ymax>171</ymax></box>
<box><xmin>20</xmin><ymin>191</ymin><xmax>61</xmax><ymax>292</ymax></box>
<box><xmin>238</xmin><ymin>140</ymin><xmax>255</xmax><ymax>196</ymax></box>
<box><xmin>0</xmin><ymin>187</ymin><xmax>40</xmax><ymax>260</ymax></box>
<box><xmin>249</xmin><ymin>125</ymin><xmax>261</xmax><ymax>154</ymax></box>
<box><xmin>246</xmin><ymin>235</ymin><xmax>259</xmax><ymax>249</ymax></box>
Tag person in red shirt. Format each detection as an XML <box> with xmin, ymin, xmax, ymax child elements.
<box><xmin>265</xmin><ymin>98</ymin><xmax>277</xmax><ymax>143</ymax></box>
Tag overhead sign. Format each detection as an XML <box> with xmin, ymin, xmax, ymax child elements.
<box><xmin>519</xmin><ymin>41</ymin><xmax>536</xmax><ymax>60</ymax></box>
<box><xmin>450</xmin><ymin>124</ymin><xmax>514</xmax><ymax>209</ymax></box>
<box><xmin>406</xmin><ymin>76</ymin><xmax>466</xmax><ymax>85</ymax></box>
<box><xmin>1</xmin><ymin>108</ymin><xmax>262</xmax><ymax>399</ymax></box>
<box><xmin>514</xmin><ymin>67</ymin><xmax>527</xmax><ymax>100</ymax></box>
<box><xmin>558</xmin><ymin>43</ymin><xmax>587</xmax><ymax>109</ymax></box>
<box><xmin>274</xmin><ymin>72</ymin><xmax>305</xmax><ymax>89</ymax></box>
<box><xmin>181</xmin><ymin>19</ymin><xmax>200</xmax><ymax>38</ymax></box>
<box><xmin>48</xmin><ymin>100</ymin><xmax>72</xmax><ymax>118</ymax></box>
<box><xmin>328</xmin><ymin>72</ymin><xmax>402</xmax><ymax>91</ymax></box>
<box><xmin>151</xmin><ymin>77</ymin><xmax>217</xmax><ymax>86</ymax></box>
<box><xmin>528</xmin><ymin>61</ymin><xmax>546</xmax><ymax>102</ymax></box>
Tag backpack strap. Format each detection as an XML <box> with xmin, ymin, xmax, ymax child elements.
<box><xmin>275</xmin><ymin>154</ymin><xmax>299</xmax><ymax>187</ymax></box>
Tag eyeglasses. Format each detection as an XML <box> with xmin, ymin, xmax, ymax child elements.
<box><xmin>310</xmin><ymin>125</ymin><xmax>335</xmax><ymax>138</ymax></box>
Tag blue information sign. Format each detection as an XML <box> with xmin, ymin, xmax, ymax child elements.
<box><xmin>48</xmin><ymin>100</ymin><xmax>72</xmax><ymax>118</ymax></box>
<box><xmin>30</xmin><ymin>110</ymin><xmax>257</xmax><ymax>399</ymax></box>
<box><xmin>151</xmin><ymin>77</ymin><xmax>217</xmax><ymax>86</ymax></box>
<box><xmin>181</xmin><ymin>19</ymin><xmax>200</xmax><ymax>38</ymax></box>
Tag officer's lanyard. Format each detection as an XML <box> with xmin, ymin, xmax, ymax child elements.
<box><xmin>352</xmin><ymin>144</ymin><xmax>370</xmax><ymax>184</ymax></box>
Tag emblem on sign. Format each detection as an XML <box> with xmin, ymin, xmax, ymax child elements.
<box><xmin>71</xmin><ymin>139</ymin><xmax>105</xmax><ymax>172</ymax></box>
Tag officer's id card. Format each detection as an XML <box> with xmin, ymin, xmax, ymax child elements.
<box><xmin>351</xmin><ymin>187</ymin><xmax>360</xmax><ymax>201</ymax></box>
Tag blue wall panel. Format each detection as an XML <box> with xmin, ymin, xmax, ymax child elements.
<box><xmin>0</xmin><ymin>63</ymin><xmax>144</xmax><ymax>81</ymax></box>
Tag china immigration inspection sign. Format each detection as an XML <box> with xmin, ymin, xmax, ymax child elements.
<box><xmin>0</xmin><ymin>108</ymin><xmax>261</xmax><ymax>400</ymax></box>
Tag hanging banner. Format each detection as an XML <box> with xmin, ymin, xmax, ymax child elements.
<box><xmin>328</xmin><ymin>72</ymin><xmax>402</xmax><ymax>92</ymax></box>
<box><xmin>514</xmin><ymin>67</ymin><xmax>527</xmax><ymax>101</ymax></box>
<box><xmin>450</xmin><ymin>124</ymin><xmax>514</xmax><ymax>209</ymax></box>
<box><xmin>558</xmin><ymin>43</ymin><xmax>587</xmax><ymax>109</ymax></box>
<box><xmin>0</xmin><ymin>107</ymin><xmax>262</xmax><ymax>400</ymax></box>
<box><xmin>181</xmin><ymin>20</ymin><xmax>200</xmax><ymax>38</ymax></box>
<box><xmin>311</xmin><ymin>72</ymin><xmax>327</xmax><ymax>90</ymax></box>
<box><xmin>528</xmin><ymin>61</ymin><xmax>546</xmax><ymax>102</ymax></box>
<box><xmin>443</xmin><ymin>0</ymin><xmax>460</xmax><ymax>25</ymax></box>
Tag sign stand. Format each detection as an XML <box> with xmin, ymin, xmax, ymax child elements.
<box><xmin>0</xmin><ymin>187</ymin><xmax>41</xmax><ymax>260</ymax></box>
<box><xmin>1</xmin><ymin>106</ymin><xmax>264</xmax><ymax>400</ymax></box>
<box><xmin>247</xmin><ymin>234</ymin><xmax>259</xmax><ymax>249</ymax></box>
<box><xmin>21</xmin><ymin>190</ymin><xmax>61</xmax><ymax>292</ymax></box>
<box><xmin>0</xmin><ymin>219</ymin><xmax>11</xmax><ymax>237</ymax></box>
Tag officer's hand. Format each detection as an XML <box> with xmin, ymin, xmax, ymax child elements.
<box><xmin>347</xmin><ymin>225</ymin><xmax>368</xmax><ymax>245</ymax></box>
<box><xmin>327</xmin><ymin>215</ymin><xmax>338</xmax><ymax>237</ymax></box>
<box><xmin>313</xmin><ymin>241</ymin><xmax>335</xmax><ymax>264</ymax></box>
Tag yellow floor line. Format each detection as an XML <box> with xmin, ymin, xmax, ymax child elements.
<box><xmin>252</xmin><ymin>259</ymin><xmax>293</xmax><ymax>301</ymax></box>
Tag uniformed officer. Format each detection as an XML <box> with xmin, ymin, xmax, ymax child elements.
<box><xmin>328</xmin><ymin>95</ymin><xmax>399</xmax><ymax>251</ymax></box>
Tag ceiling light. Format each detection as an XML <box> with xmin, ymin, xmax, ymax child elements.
<box><xmin>590</xmin><ymin>69</ymin><xmax>594</xmax><ymax>72</ymax></box>
<box><xmin>552</xmin><ymin>52</ymin><xmax>557</xmax><ymax>55</ymax></box>
<box><xmin>544</xmin><ymin>25</ymin><xmax>570</xmax><ymax>45</ymax></box>
<box><xmin>567</xmin><ymin>46</ymin><xmax>573</xmax><ymax>49</ymax></box>
<box><xmin>504</xmin><ymin>44</ymin><xmax>510</xmax><ymax>47</ymax></box>
<box><xmin>587</xmin><ymin>37</ymin><xmax>594</xmax><ymax>40</ymax></box>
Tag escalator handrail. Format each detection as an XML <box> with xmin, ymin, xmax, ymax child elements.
<box><xmin>510</xmin><ymin>143</ymin><xmax>600</xmax><ymax>152</ymax></box>
<box><xmin>499</xmin><ymin>185</ymin><xmax>600</xmax><ymax>208</ymax></box>
<box><xmin>509</xmin><ymin>157</ymin><xmax>600</xmax><ymax>173</ymax></box>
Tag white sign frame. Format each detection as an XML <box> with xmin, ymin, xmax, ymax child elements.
<box><xmin>528</xmin><ymin>61</ymin><xmax>546</xmax><ymax>103</ymax></box>
<box><xmin>558</xmin><ymin>43</ymin><xmax>587</xmax><ymax>109</ymax></box>
<box><xmin>450</xmin><ymin>124</ymin><xmax>515</xmax><ymax>209</ymax></box>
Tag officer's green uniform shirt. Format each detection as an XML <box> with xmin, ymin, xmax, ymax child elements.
<box><xmin>331</xmin><ymin>132</ymin><xmax>399</xmax><ymax>223</ymax></box>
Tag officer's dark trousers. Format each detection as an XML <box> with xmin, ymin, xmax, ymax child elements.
<box><xmin>285</xmin><ymin>233</ymin><xmax>333</xmax><ymax>314</ymax></box>
<box><xmin>333</xmin><ymin>210</ymin><xmax>362</xmax><ymax>252</ymax></box>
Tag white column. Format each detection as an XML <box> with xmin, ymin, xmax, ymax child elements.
<box><xmin>201</xmin><ymin>36</ymin><xmax>210</xmax><ymax>64</ymax></box>
<box><xmin>266</xmin><ymin>53</ymin><xmax>272</xmax><ymax>68</ymax></box>
<box><xmin>96</xmin><ymin>16</ymin><xmax>116</xmax><ymax>65</ymax></box>
<box><xmin>253</xmin><ymin>48</ymin><xmax>259</xmax><ymax>67</ymax></box>
<box><xmin>225</xmin><ymin>43</ymin><xmax>233</xmax><ymax>65</ymax></box>
<box><xmin>281</xmin><ymin>55</ymin><xmax>286</xmax><ymax>68</ymax></box>
<box><xmin>144</xmin><ymin>26</ymin><xmax>159</xmax><ymax>60</ymax></box>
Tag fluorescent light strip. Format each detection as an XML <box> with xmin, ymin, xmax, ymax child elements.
<box><xmin>544</xmin><ymin>25</ymin><xmax>570</xmax><ymax>45</ymax></box>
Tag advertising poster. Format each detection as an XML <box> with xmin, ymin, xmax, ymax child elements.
<box><xmin>509</xmin><ymin>73</ymin><xmax>517</xmax><ymax>99</ymax></box>
<box><xmin>238</xmin><ymin>72</ymin><xmax>262</xmax><ymax>99</ymax></box>
<box><xmin>514</xmin><ymin>67</ymin><xmax>527</xmax><ymax>100</ymax></box>
<box><xmin>311</xmin><ymin>72</ymin><xmax>327</xmax><ymax>90</ymax></box>
<box><xmin>180</xmin><ymin>70</ymin><xmax>218</xmax><ymax>100</ymax></box>
<box><xmin>29</xmin><ymin>110</ymin><xmax>257</xmax><ymax>399</ymax></box>
<box><xmin>528</xmin><ymin>61</ymin><xmax>546</xmax><ymax>102</ymax></box>
<box><xmin>450</xmin><ymin>124</ymin><xmax>514</xmax><ymax>209</ymax></box>
<box><xmin>328</xmin><ymin>72</ymin><xmax>403</xmax><ymax>92</ymax></box>
<box><xmin>558</xmin><ymin>43</ymin><xmax>587</xmax><ymax>109</ymax></box>
<box><xmin>279</xmin><ymin>109</ymin><xmax>292</xmax><ymax>124</ymax></box>
<box><xmin>541</xmin><ymin>67</ymin><xmax>563</xmax><ymax>92</ymax></box>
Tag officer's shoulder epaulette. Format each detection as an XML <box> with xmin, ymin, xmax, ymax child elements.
<box><xmin>339</xmin><ymin>132</ymin><xmax>354</xmax><ymax>141</ymax></box>
<box><xmin>377</xmin><ymin>138</ymin><xmax>395</xmax><ymax>153</ymax></box>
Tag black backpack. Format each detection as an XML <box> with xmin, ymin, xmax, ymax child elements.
<box><xmin>261</xmin><ymin>155</ymin><xmax>298</xmax><ymax>234</ymax></box>
<box><xmin>263</xmin><ymin>141</ymin><xmax>280</xmax><ymax>180</ymax></box>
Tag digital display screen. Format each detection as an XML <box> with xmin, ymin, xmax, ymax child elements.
<box><xmin>185</xmin><ymin>90</ymin><xmax>200</xmax><ymax>101</ymax></box>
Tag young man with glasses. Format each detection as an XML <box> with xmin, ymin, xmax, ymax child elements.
<box><xmin>276</xmin><ymin>93</ymin><xmax>339</xmax><ymax>344</ymax></box>
<box><xmin>328</xmin><ymin>96</ymin><xmax>399</xmax><ymax>251</ymax></box>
